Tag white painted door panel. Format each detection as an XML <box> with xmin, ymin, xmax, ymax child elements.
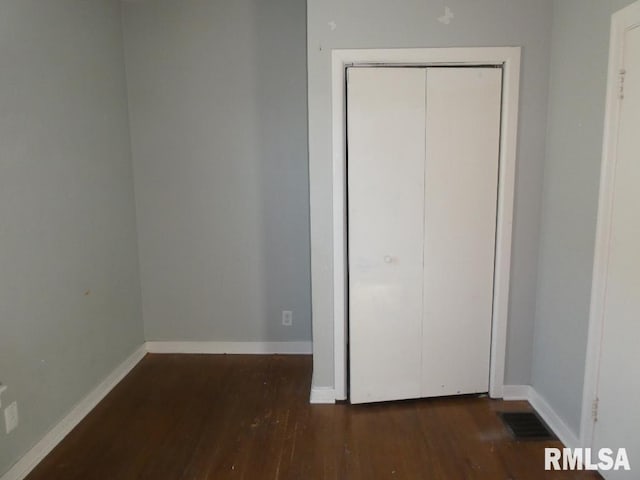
<box><xmin>594</xmin><ymin>24</ymin><xmax>640</xmax><ymax>479</ymax></box>
<box><xmin>421</xmin><ymin>68</ymin><xmax>501</xmax><ymax>397</ymax></box>
<box><xmin>347</xmin><ymin>66</ymin><xmax>501</xmax><ymax>403</ymax></box>
<box><xmin>348</xmin><ymin>68</ymin><xmax>426</xmax><ymax>403</ymax></box>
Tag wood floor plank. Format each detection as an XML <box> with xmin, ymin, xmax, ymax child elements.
<box><xmin>25</xmin><ymin>354</ymin><xmax>601</xmax><ymax>480</ymax></box>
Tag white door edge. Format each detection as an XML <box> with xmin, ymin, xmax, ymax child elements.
<box><xmin>580</xmin><ymin>0</ymin><xmax>640</xmax><ymax>448</ymax></box>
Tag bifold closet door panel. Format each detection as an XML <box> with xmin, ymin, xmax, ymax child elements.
<box><xmin>421</xmin><ymin>68</ymin><xmax>502</xmax><ymax>397</ymax></box>
<box><xmin>347</xmin><ymin>68</ymin><xmax>427</xmax><ymax>404</ymax></box>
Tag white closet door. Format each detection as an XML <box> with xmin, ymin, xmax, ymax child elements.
<box><xmin>348</xmin><ymin>67</ymin><xmax>427</xmax><ymax>404</ymax></box>
<box><xmin>347</xmin><ymin>66</ymin><xmax>501</xmax><ymax>403</ymax></box>
<box><xmin>421</xmin><ymin>68</ymin><xmax>502</xmax><ymax>397</ymax></box>
<box><xmin>593</xmin><ymin>23</ymin><xmax>640</xmax><ymax>479</ymax></box>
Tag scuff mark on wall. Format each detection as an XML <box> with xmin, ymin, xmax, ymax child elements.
<box><xmin>328</xmin><ymin>20</ymin><xmax>337</xmax><ymax>31</ymax></box>
<box><xmin>438</xmin><ymin>6</ymin><xmax>454</xmax><ymax>25</ymax></box>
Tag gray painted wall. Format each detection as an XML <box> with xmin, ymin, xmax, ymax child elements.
<box><xmin>2</xmin><ymin>0</ymin><xmax>628</xmax><ymax>472</ymax></box>
<box><xmin>532</xmin><ymin>0</ymin><xmax>635</xmax><ymax>438</ymax></box>
<box><xmin>122</xmin><ymin>0</ymin><xmax>311</xmax><ymax>343</ymax></box>
<box><xmin>0</xmin><ymin>0</ymin><xmax>143</xmax><ymax>475</ymax></box>
<box><xmin>307</xmin><ymin>0</ymin><xmax>554</xmax><ymax>389</ymax></box>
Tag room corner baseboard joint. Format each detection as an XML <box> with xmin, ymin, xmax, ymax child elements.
<box><xmin>502</xmin><ymin>384</ymin><xmax>579</xmax><ymax>449</ymax></box>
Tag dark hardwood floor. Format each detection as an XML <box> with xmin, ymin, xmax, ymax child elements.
<box><xmin>26</xmin><ymin>354</ymin><xmax>600</xmax><ymax>480</ymax></box>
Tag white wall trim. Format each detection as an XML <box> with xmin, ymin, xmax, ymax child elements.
<box><xmin>1</xmin><ymin>341</ymin><xmax>313</xmax><ymax>480</ymax></box>
<box><xmin>580</xmin><ymin>0</ymin><xmax>640</xmax><ymax>449</ymax></box>
<box><xmin>145</xmin><ymin>341</ymin><xmax>312</xmax><ymax>355</ymax></box>
<box><xmin>330</xmin><ymin>47</ymin><xmax>521</xmax><ymax>400</ymax></box>
<box><xmin>528</xmin><ymin>388</ymin><xmax>580</xmax><ymax>450</ymax></box>
<box><xmin>1</xmin><ymin>347</ymin><xmax>578</xmax><ymax>480</ymax></box>
<box><xmin>502</xmin><ymin>384</ymin><xmax>533</xmax><ymax>401</ymax></box>
<box><xmin>1</xmin><ymin>345</ymin><xmax>147</xmax><ymax>480</ymax></box>
<box><xmin>503</xmin><ymin>384</ymin><xmax>579</xmax><ymax>449</ymax></box>
<box><xmin>309</xmin><ymin>386</ymin><xmax>337</xmax><ymax>404</ymax></box>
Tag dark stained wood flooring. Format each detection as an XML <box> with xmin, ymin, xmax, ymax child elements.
<box><xmin>26</xmin><ymin>354</ymin><xmax>600</xmax><ymax>480</ymax></box>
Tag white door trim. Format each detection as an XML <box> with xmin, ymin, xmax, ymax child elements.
<box><xmin>581</xmin><ymin>0</ymin><xmax>640</xmax><ymax>448</ymax></box>
<box><xmin>330</xmin><ymin>47</ymin><xmax>521</xmax><ymax>400</ymax></box>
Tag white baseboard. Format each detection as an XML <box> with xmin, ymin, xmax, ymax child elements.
<box><xmin>502</xmin><ymin>384</ymin><xmax>579</xmax><ymax>449</ymax></box>
<box><xmin>2</xmin><ymin>362</ymin><xmax>581</xmax><ymax>480</ymax></box>
<box><xmin>527</xmin><ymin>388</ymin><xmax>579</xmax><ymax>449</ymax></box>
<box><xmin>1</xmin><ymin>341</ymin><xmax>312</xmax><ymax>480</ymax></box>
<box><xmin>1</xmin><ymin>345</ymin><xmax>146</xmax><ymax>480</ymax></box>
<box><xmin>310</xmin><ymin>386</ymin><xmax>336</xmax><ymax>404</ymax></box>
<box><xmin>502</xmin><ymin>384</ymin><xmax>533</xmax><ymax>401</ymax></box>
<box><xmin>145</xmin><ymin>341</ymin><xmax>312</xmax><ymax>355</ymax></box>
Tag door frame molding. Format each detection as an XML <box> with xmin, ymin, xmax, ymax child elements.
<box><xmin>581</xmin><ymin>0</ymin><xmax>640</xmax><ymax>448</ymax></box>
<box><xmin>330</xmin><ymin>47</ymin><xmax>521</xmax><ymax>400</ymax></box>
